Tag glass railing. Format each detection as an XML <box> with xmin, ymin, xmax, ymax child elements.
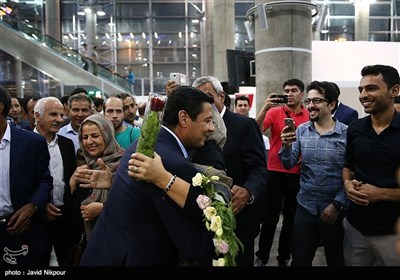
<box><xmin>0</xmin><ymin>18</ymin><xmax>134</xmax><ymax>94</ymax></box>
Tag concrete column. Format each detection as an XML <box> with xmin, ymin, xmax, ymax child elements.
<box><xmin>204</xmin><ymin>0</ymin><xmax>235</xmax><ymax>81</ymax></box>
<box><xmin>85</xmin><ymin>11</ymin><xmax>97</xmax><ymax>53</ymax></box>
<box><xmin>15</xmin><ymin>58</ymin><xmax>23</xmax><ymax>98</ymax></box>
<box><xmin>254</xmin><ymin>0</ymin><xmax>313</xmax><ymax>115</ymax></box>
<box><xmin>45</xmin><ymin>0</ymin><xmax>61</xmax><ymax>41</ymax></box>
<box><xmin>354</xmin><ymin>0</ymin><xmax>370</xmax><ymax>41</ymax></box>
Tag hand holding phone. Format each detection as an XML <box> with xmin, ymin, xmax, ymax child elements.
<box><xmin>284</xmin><ymin>118</ymin><xmax>295</xmax><ymax>132</ymax></box>
<box><xmin>169</xmin><ymin>73</ymin><xmax>187</xmax><ymax>86</ymax></box>
<box><xmin>271</xmin><ymin>94</ymin><xmax>288</xmax><ymax>103</ymax></box>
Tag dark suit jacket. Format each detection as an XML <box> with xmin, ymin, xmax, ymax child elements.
<box><xmin>334</xmin><ymin>102</ymin><xmax>358</xmax><ymax>125</ymax></box>
<box><xmin>80</xmin><ymin>128</ymin><xmax>214</xmax><ymax>266</ymax></box>
<box><xmin>222</xmin><ymin>110</ymin><xmax>267</xmax><ymax>239</ymax></box>
<box><xmin>58</xmin><ymin>135</ymin><xmax>76</xmax><ymax>206</ymax></box>
<box><xmin>4</xmin><ymin>126</ymin><xmax>53</xmax><ymax>265</ymax></box>
<box><xmin>10</xmin><ymin>126</ymin><xmax>52</xmax><ymax>214</ymax></box>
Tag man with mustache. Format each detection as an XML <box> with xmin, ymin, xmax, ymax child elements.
<box><xmin>34</xmin><ymin>97</ymin><xmax>77</xmax><ymax>266</ymax></box>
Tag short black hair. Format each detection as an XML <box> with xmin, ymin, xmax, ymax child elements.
<box><xmin>22</xmin><ymin>95</ymin><xmax>41</xmax><ymax>115</ymax></box>
<box><xmin>60</xmin><ymin>95</ymin><xmax>69</xmax><ymax>105</ymax></box>
<box><xmin>283</xmin><ymin>79</ymin><xmax>305</xmax><ymax>92</ymax></box>
<box><xmin>93</xmin><ymin>97</ymin><xmax>104</xmax><ymax>107</ymax></box>
<box><xmin>70</xmin><ymin>87</ymin><xmax>88</xmax><ymax>96</ymax></box>
<box><xmin>306</xmin><ymin>81</ymin><xmax>338</xmax><ymax>105</ymax></box>
<box><xmin>0</xmin><ymin>86</ymin><xmax>11</xmax><ymax>117</ymax></box>
<box><xmin>235</xmin><ymin>95</ymin><xmax>250</xmax><ymax>106</ymax></box>
<box><xmin>163</xmin><ymin>86</ymin><xmax>214</xmax><ymax>128</ymax></box>
<box><xmin>361</xmin><ymin>65</ymin><xmax>400</xmax><ymax>89</ymax></box>
<box><xmin>116</xmin><ymin>92</ymin><xmax>135</xmax><ymax>103</ymax></box>
<box><xmin>394</xmin><ymin>95</ymin><xmax>400</xmax><ymax>104</ymax></box>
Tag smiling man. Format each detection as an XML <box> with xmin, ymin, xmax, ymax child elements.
<box><xmin>80</xmin><ymin>86</ymin><xmax>218</xmax><ymax>266</ymax></box>
<box><xmin>342</xmin><ymin>64</ymin><xmax>400</xmax><ymax>266</ymax></box>
<box><xmin>279</xmin><ymin>81</ymin><xmax>348</xmax><ymax>266</ymax></box>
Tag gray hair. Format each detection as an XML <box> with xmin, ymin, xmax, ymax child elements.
<box><xmin>34</xmin><ymin>97</ymin><xmax>62</xmax><ymax>117</ymax></box>
<box><xmin>192</xmin><ymin>76</ymin><xmax>224</xmax><ymax>95</ymax></box>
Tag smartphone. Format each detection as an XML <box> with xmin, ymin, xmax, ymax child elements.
<box><xmin>169</xmin><ymin>73</ymin><xmax>187</xmax><ymax>86</ymax></box>
<box><xmin>271</xmin><ymin>94</ymin><xmax>288</xmax><ymax>103</ymax></box>
<box><xmin>284</xmin><ymin>118</ymin><xmax>295</xmax><ymax>132</ymax></box>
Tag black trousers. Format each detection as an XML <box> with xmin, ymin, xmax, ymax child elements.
<box><xmin>46</xmin><ymin>207</ymin><xmax>77</xmax><ymax>266</ymax></box>
<box><xmin>291</xmin><ymin>203</ymin><xmax>344</xmax><ymax>266</ymax></box>
<box><xmin>255</xmin><ymin>170</ymin><xmax>300</xmax><ymax>264</ymax></box>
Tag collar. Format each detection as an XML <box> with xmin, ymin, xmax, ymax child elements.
<box><xmin>1</xmin><ymin>122</ymin><xmax>11</xmax><ymax>147</ymax></box>
<box><xmin>33</xmin><ymin>128</ymin><xmax>58</xmax><ymax>146</ymax></box>
<box><xmin>66</xmin><ymin>123</ymin><xmax>79</xmax><ymax>134</ymax></box>
<box><xmin>220</xmin><ymin>105</ymin><xmax>227</xmax><ymax>117</ymax></box>
<box><xmin>162</xmin><ymin>125</ymin><xmax>189</xmax><ymax>159</ymax></box>
<box><xmin>283</xmin><ymin>104</ymin><xmax>306</xmax><ymax>116</ymax></box>
<box><xmin>306</xmin><ymin>117</ymin><xmax>344</xmax><ymax>135</ymax></box>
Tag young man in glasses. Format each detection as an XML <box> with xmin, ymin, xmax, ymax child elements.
<box><xmin>279</xmin><ymin>81</ymin><xmax>348</xmax><ymax>266</ymax></box>
<box><xmin>254</xmin><ymin>79</ymin><xmax>309</xmax><ymax>266</ymax></box>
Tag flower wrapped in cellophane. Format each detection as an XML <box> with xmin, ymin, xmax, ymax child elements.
<box><xmin>136</xmin><ymin>93</ymin><xmax>167</xmax><ymax>157</ymax></box>
<box><xmin>192</xmin><ymin>166</ymin><xmax>243</xmax><ymax>266</ymax></box>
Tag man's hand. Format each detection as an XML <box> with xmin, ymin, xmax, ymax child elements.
<box><xmin>45</xmin><ymin>203</ymin><xmax>62</xmax><ymax>222</ymax></box>
<box><xmin>166</xmin><ymin>81</ymin><xmax>180</xmax><ymax>97</ymax></box>
<box><xmin>6</xmin><ymin>203</ymin><xmax>36</xmax><ymax>235</ymax></box>
<box><xmin>231</xmin><ymin>185</ymin><xmax>251</xmax><ymax>215</ymax></box>
<box><xmin>344</xmin><ymin>179</ymin><xmax>369</xmax><ymax>206</ymax></box>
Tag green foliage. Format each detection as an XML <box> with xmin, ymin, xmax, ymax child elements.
<box><xmin>136</xmin><ymin>111</ymin><xmax>161</xmax><ymax>157</ymax></box>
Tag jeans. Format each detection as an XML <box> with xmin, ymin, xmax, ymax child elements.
<box><xmin>291</xmin><ymin>203</ymin><xmax>344</xmax><ymax>266</ymax></box>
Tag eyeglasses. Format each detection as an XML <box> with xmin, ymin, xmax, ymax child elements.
<box><xmin>304</xmin><ymin>97</ymin><xmax>329</xmax><ymax>105</ymax></box>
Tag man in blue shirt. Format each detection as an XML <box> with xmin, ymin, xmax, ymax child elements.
<box><xmin>279</xmin><ymin>81</ymin><xmax>348</xmax><ymax>266</ymax></box>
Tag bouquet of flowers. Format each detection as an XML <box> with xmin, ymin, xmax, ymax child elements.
<box><xmin>136</xmin><ymin>93</ymin><xmax>167</xmax><ymax>157</ymax></box>
<box><xmin>192</xmin><ymin>170</ymin><xmax>243</xmax><ymax>266</ymax></box>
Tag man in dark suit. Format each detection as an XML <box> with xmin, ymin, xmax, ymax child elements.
<box><xmin>193</xmin><ymin>76</ymin><xmax>268</xmax><ymax>266</ymax></box>
<box><xmin>33</xmin><ymin>97</ymin><xmax>77</xmax><ymax>266</ymax></box>
<box><xmin>331</xmin><ymin>82</ymin><xmax>359</xmax><ymax>125</ymax></box>
<box><xmin>80</xmin><ymin>86</ymin><xmax>216</xmax><ymax>266</ymax></box>
<box><xmin>0</xmin><ymin>86</ymin><xmax>53</xmax><ymax>266</ymax></box>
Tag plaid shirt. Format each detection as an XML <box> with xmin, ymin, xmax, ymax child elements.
<box><xmin>279</xmin><ymin>119</ymin><xmax>348</xmax><ymax>215</ymax></box>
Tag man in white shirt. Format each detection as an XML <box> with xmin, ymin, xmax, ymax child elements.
<box><xmin>34</xmin><ymin>97</ymin><xmax>77</xmax><ymax>266</ymax></box>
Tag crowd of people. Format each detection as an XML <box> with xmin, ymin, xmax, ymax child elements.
<box><xmin>1</xmin><ymin>64</ymin><xmax>400</xmax><ymax>269</ymax></box>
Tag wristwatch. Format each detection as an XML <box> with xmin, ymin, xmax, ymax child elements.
<box><xmin>332</xmin><ymin>200</ymin><xmax>344</xmax><ymax>212</ymax></box>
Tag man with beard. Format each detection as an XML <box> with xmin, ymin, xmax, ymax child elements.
<box><xmin>342</xmin><ymin>65</ymin><xmax>400</xmax><ymax>266</ymax></box>
<box><xmin>116</xmin><ymin>93</ymin><xmax>138</xmax><ymax>128</ymax></box>
<box><xmin>103</xmin><ymin>97</ymin><xmax>140</xmax><ymax>149</ymax></box>
<box><xmin>279</xmin><ymin>81</ymin><xmax>348</xmax><ymax>266</ymax></box>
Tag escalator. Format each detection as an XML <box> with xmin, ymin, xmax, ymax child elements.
<box><xmin>0</xmin><ymin>19</ymin><xmax>133</xmax><ymax>96</ymax></box>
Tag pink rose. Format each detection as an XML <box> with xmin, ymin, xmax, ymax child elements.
<box><xmin>196</xmin><ymin>195</ymin><xmax>211</xmax><ymax>210</ymax></box>
<box><xmin>213</xmin><ymin>239</ymin><xmax>229</xmax><ymax>254</ymax></box>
